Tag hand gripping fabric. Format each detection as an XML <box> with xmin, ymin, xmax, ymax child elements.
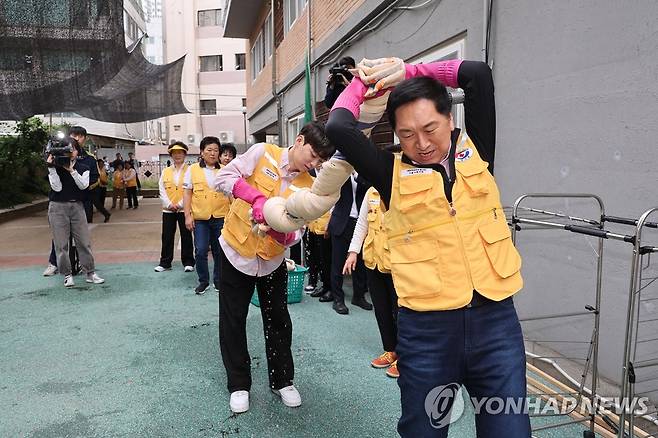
<box><xmin>263</xmin><ymin>60</ymin><xmax>397</xmax><ymax>233</ymax></box>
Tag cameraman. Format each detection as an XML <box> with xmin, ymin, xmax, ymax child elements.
<box><xmin>324</xmin><ymin>56</ymin><xmax>355</xmax><ymax>109</ymax></box>
<box><xmin>47</xmin><ymin>137</ymin><xmax>105</xmax><ymax>288</ymax></box>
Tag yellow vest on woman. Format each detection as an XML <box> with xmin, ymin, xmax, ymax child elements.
<box><xmin>308</xmin><ymin>210</ymin><xmax>331</xmax><ymax>235</ymax></box>
<box><xmin>362</xmin><ymin>187</ymin><xmax>391</xmax><ymax>273</ymax></box>
<box><xmin>162</xmin><ymin>164</ymin><xmax>188</xmax><ymax>205</ymax></box>
<box><xmin>113</xmin><ymin>171</ymin><xmax>124</xmax><ymax>189</ymax></box>
<box><xmin>222</xmin><ymin>144</ymin><xmax>314</xmax><ymax>260</ymax></box>
<box><xmin>385</xmin><ymin>133</ymin><xmax>523</xmax><ymax>312</ymax></box>
<box><xmin>190</xmin><ymin>163</ymin><xmax>230</xmax><ymax>220</ymax></box>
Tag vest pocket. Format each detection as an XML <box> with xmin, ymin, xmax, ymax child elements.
<box><xmin>389</xmin><ymin>238</ymin><xmax>441</xmax><ymax>298</ymax></box>
<box><xmin>457</xmin><ymin>160</ymin><xmax>491</xmax><ymax>197</ymax></box>
<box><xmin>398</xmin><ymin>174</ymin><xmax>434</xmax><ymax>211</ymax></box>
<box><xmin>258</xmin><ymin>235</ymin><xmax>285</xmax><ymax>260</ymax></box>
<box><xmin>478</xmin><ymin>219</ymin><xmax>522</xmax><ymax>278</ymax></box>
<box><xmin>224</xmin><ymin>200</ymin><xmax>253</xmax><ymax>244</ymax></box>
<box><xmin>254</xmin><ymin>169</ymin><xmax>277</xmax><ymax>196</ymax></box>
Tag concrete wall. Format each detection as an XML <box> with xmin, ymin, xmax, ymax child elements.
<box><xmin>245</xmin><ymin>0</ymin><xmax>658</xmax><ymax>397</ymax></box>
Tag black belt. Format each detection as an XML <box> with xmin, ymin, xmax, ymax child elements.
<box><xmin>465</xmin><ymin>291</ymin><xmax>496</xmax><ymax>308</ymax></box>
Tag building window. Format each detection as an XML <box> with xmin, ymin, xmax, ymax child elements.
<box><xmin>235</xmin><ymin>53</ymin><xmax>246</xmax><ymax>70</ymax></box>
<box><xmin>200</xmin><ymin>99</ymin><xmax>217</xmax><ymax>115</ymax></box>
<box><xmin>242</xmin><ymin>98</ymin><xmax>247</xmax><ymax>108</ymax></box>
<box><xmin>199</xmin><ymin>55</ymin><xmax>223</xmax><ymax>72</ymax></box>
<box><xmin>198</xmin><ymin>9</ymin><xmax>222</xmax><ymax>27</ymax></box>
<box><xmin>286</xmin><ymin>113</ymin><xmax>304</xmax><ymax>145</ymax></box>
<box><xmin>284</xmin><ymin>0</ymin><xmax>307</xmax><ymax>32</ymax></box>
<box><xmin>249</xmin><ymin>13</ymin><xmax>272</xmax><ymax>80</ymax></box>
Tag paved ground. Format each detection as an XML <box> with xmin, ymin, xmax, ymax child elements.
<box><xmin>0</xmin><ymin>198</ymin><xmax>601</xmax><ymax>437</ymax></box>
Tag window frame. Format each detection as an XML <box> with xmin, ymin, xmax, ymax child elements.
<box><xmin>235</xmin><ymin>53</ymin><xmax>246</xmax><ymax>70</ymax></box>
<box><xmin>286</xmin><ymin>112</ymin><xmax>305</xmax><ymax>146</ymax></box>
<box><xmin>197</xmin><ymin>9</ymin><xmax>222</xmax><ymax>27</ymax></box>
<box><xmin>199</xmin><ymin>99</ymin><xmax>217</xmax><ymax>116</ymax></box>
<box><xmin>199</xmin><ymin>55</ymin><xmax>223</xmax><ymax>72</ymax></box>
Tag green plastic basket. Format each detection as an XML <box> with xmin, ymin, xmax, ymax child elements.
<box><xmin>251</xmin><ymin>265</ymin><xmax>308</xmax><ymax>307</ymax></box>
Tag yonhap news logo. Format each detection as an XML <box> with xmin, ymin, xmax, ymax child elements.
<box><xmin>424</xmin><ymin>383</ymin><xmax>465</xmax><ymax>429</ymax></box>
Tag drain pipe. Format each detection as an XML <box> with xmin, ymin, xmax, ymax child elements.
<box><xmin>271</xmin><ymin>0</ymin><xmax>282</xmax><ymax>143</ymax></box>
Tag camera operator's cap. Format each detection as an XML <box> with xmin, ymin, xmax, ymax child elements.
<box><xmin>167</xmin><ymin>144</ymin><xmax>188</xmax><ymax>154</ymax></box>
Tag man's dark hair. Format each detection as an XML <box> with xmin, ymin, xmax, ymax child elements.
<box><xmin>221</xmin><ymin>143</ymin><xmax>237</xmax><ymax>158</ymax></box>
<box><xmin>386</xmin><ymin>76</ymin><xmax>452</xmax><ymax>129</ymax></box>
<box><xmin>200</xmin><ymin>136</ymin><xmax>221</xmax><ymax>151</ymax></box>
<box><xmin>68</xmin><ymin>126</ymin><xmax>87</xmax><ymax>137</ymax></box>
<box><xmin>96</xmin><ymin>158</ymin><xmax>104</xmax><ymax>165</ymax></box>
<box><xmin>299</xmin><ymin>120</ymin><xmax>334</xmax><ymax>159</ymax></box>
<box><xmin>339</xmin><ymin>56</ymin><xmax>355</xmax><ymax>68</ymax></box>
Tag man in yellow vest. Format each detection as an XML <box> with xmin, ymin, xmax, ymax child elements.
<box><xmin>326</xmin><ymin>58</ymin><xmax>529</xmax><ymax>436</ymax></box>
<box><xmin>183</xmin><ymin>136</ymin><xmax>230</xmax><ymax>294</ymax></box>
<box><xmin>214</xmin><ymin>121</ymin><xmax>334</xmax><ymax>414</ymax></box>
<box><xmin>155</xmin><ymin>142</ymin><xmax>195</xmax><ymax>273</ymax></box>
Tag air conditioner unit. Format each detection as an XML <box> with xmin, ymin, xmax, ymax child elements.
<box><xmin>218</xmin><ymin>131</ymin><xmax>234</xmax><ymax>143</ymax></box>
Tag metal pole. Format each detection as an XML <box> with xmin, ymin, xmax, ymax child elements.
<box><xmin>242</xmin><ymin>109</ymin><xmax>247</xmax><ymax>151</ymax></box>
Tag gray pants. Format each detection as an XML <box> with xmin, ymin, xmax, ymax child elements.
<box><xmin>48</xmin><ymin>201</ymin><xmax>95</xmax><ymax>276</ymax></box>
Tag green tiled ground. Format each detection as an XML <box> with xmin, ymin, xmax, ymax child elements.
<box><xmin>0</xmin><ymin>263</ymin><xmax>600</xmax><ymax>437</ymax></box>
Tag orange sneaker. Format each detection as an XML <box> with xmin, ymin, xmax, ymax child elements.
<box><xmin>371</xmin><ymin>351</ymin><xmax>397</xmax><ymax>368</ymax></box>
<box><xmin>386</xmin><ymin>360</ymin><xmax>399</xmax><ymax>378</ymax></box>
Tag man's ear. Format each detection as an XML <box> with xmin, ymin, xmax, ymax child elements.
<box><xmin>295</xmin><ymin>134</ymin><xmax>305</xmax><ymax>147</ymax></box>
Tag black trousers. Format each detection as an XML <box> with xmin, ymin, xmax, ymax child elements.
<box><xmin>218</xmin><ymin>248</ymin><xmax>294</xmax><ymax>392</ymax></box>
<box><xmin>92</xmin><ymin>187</ymin><xmax>111</xmax><ymax>219</ymax></box>
<box><xmin>159</xmin><ymin>212</ymin><xmax>194</xmax><ymax>268</ymax></box>
<box><xmin>330</xmin><ymin>217</ymin><xmax>368</xmax><ymax>303</ymax></box>
<box><xmin>289</xmin><ymin>241</ymin><xmax>302</xmax><ymax>265</ymax></box>
<box><xmin>366</xmin><ymin>268</ymin><xmax>398</xmax><ymax>352</ymax></box>
<box><xmin>126</xmin><ymin>186</ymin><xmax>138</xmax><ymax>208</ymax></box>
<box><xmin>306</xmin><ymin>231</ymin><xmax>331</xmax><ymax>291</ymax></box>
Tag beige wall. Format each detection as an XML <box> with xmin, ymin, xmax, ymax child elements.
<box><xmin>164</xmin><ymin>0</ymin><xmax>248</xmax><ymax>147</ymax></box>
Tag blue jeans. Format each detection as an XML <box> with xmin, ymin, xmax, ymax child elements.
<box><xmin>396</xmin><ymin>297</ymin><xmax>530</xmax><ymax>438</ymax></box>
<box><xmin>193</xmin><ymin>218</ymin><xmax>223</xmax><ymax>286</ymax></box>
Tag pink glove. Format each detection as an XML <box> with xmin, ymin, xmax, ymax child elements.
<box><xmin>330</xmin><ymin>78</ymin><xmax>369</xmax><ymax>119</ymax></box>
<box><xmin>404</xmin><ymin>59</ymin><xmax>462</xmax><ymax>88</ymax></box>
<box><xmin>232</xmin><ymin>178</ymin><xmax>267</xmax><ymax>223</ymax></box>
<box><xmin>266</xmin><ymin>229</ymin><xmax>296</xmax><ymax>246</ymax></box>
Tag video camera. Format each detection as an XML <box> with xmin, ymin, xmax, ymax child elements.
<box><xmin>328</xmin><ymin>64</ymin><xmax>354</xmax><ymax>84</ymax></box>
<box><xmin>45</xmin><ymin>138</ymin><xmax>74</xmax><ymax>167</ymax></box>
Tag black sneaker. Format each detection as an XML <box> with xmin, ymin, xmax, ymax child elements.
<box><xmin>195</xmin><ymin>283</ymin><xmax>209</xmax><ymax>295</ymax></box>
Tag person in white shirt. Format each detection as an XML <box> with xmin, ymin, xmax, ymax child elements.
<box><xmin>214</xmin><ymin>121</ymin><xmax>334</xmax><ymax>414</ymax></box>
<box><xmin>154</xmin><ymin>142</ymin><xmax>195</xmax><ymax>273</ymax></box>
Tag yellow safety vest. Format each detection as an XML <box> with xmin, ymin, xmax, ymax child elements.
<box><xmin>386</xmin><ymin>133</ymin><xmax>523</xmax><ymax>311</ymax></box>
<box><xmin>362</xmin><ymin>187</ymin><xmax>391</xmax><ymax>273</ymax></box>
<box><xmin>222</xmin><ymin>143</ymin><xmax>314</xmax><ymax>260</ymax></box>
<box><xmin>190</xmin><ymin>163</ymin><xmax>230</xmax><ymax>220</ymax></box>
<box><xmin>162</xmin><ymin>164</ymin><xmax>188</xmax><ymax>206</ymax></box>
<box><xmin>308</xmin><ymin>210</ymin><xmax>331</xmax><ymax>235</ymax></box>
<box><xmin>113</xmin><ymin>171</ymin><xmax>124</xmax><ymax>189</ymax></box>
<box><xmin>124</xmin><ymin>169</ymin><xmax>137</xmax><ymax>187</ymax></box>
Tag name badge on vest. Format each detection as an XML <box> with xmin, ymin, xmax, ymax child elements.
<box><xmin>368</xmin><ymin>198</ymin><xmax>380</xmax><ymax>205</ymax></box>
<box><xmin>401</xmin><ymin>168</ymin><xmax>433</xmax><ymax>177</ymax></box>
<box><xmin>262</xmin><ymin>167</ymin><xmax>279</xmax><ymax>181</ymax></box>
<box><xmin>455</xmin><ymin>148</ymin><xmax>473</xmax><ymax>162</ymax></box>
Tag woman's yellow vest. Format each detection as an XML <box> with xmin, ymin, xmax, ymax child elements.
<box><xmin>113</xmin><ymin>171</ymin><xmax>124</xmax><ymax>189</ymax></box>
<box><xmin>385</xmin><ymin>133</ymin><xmax>523</xmax><ymax>312</ymax></box>
<box><xmin>308</xmin><ymin>210</ymin><xmax>331</xmax><ymax>235</ymax></box>
<box><xmin>124</xmin><ymin>169</ymin><xmax>137</xmax><ymax>187</ymax></box>
<box><xmin>362</xmin><ymin>187</ymin><xmax>391</xmax><ymax>273</ymax></box>
<box><xmin>222</xmin><ymin>144</ymin><xmax>314</xmax><ymax>260</ymax></box>
<box><xmin>190</xmin><ymin>163</ymin><xmax>230</xmax><ymax>220</ymax></box>
<box><xmin>161</xmin><ymin>164</ymin><xmax>188</xmax><ymax>206</ymax></box>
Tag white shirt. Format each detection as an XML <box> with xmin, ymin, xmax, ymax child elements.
<box><xmin>183</xmin><ymin>164</ymin><xmax>220</xmax><ymax>190</ymax></box>
<box><xmin>348</xmin><ymin>195</ymin><xmax>370</xmax><ymax>254</ymax></box>
<box><xmin>48</xmin><ymin>163</ymin><xmax>89</xmax><ymax>192</ymax></box>
<box><xmin>215</xmin><ymin>143</ymin><xmax>303</xmax><ymax>277</ymax></box>
<box><xmin>349</xmin><ymin>172</ymin><xmax>359</xmax><ymax>218</ymax></box>
<box><xmin>159</xmin><ymin>163</ymin><xmax>186</xmax><ymax>213</ymax></box>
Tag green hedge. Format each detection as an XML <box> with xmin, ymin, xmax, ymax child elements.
<box><xmin>0</xmin><ymin>118</ymin><xmax>51</xmax><ymax>209</ymax></box>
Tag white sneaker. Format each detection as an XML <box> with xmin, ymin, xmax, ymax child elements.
<box><xmin>154</xmin><ymin>266</ymin><xmax>170</xmax><ymax>272</ymax></box>
<box><xmin>229</xmin><ymin>390</ymin><xmax>249</xmax><ymax>413</ymax></box>
<box><xmin>184</xmin><ymin>265</ymin><xmax>194</xmax><ymax>272</ymax></box>
<box><xmin>64</xmin><ymin>275</ymin><xmax>74</xmax><ymax>287</ymax></box>
<box><xmin>272</xmin><ymin>385</ymin><xmax>301</xmax><ymax>408</ymax></box>
<box><xmin>86</xmin><ymin>272</ymin><xmax>105</xmax><ymax>284</ymax></box>
<box><xmin>43</xmin><ymin>264</ymin><xmax>58</xmax><ymax>276</ymax></box>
